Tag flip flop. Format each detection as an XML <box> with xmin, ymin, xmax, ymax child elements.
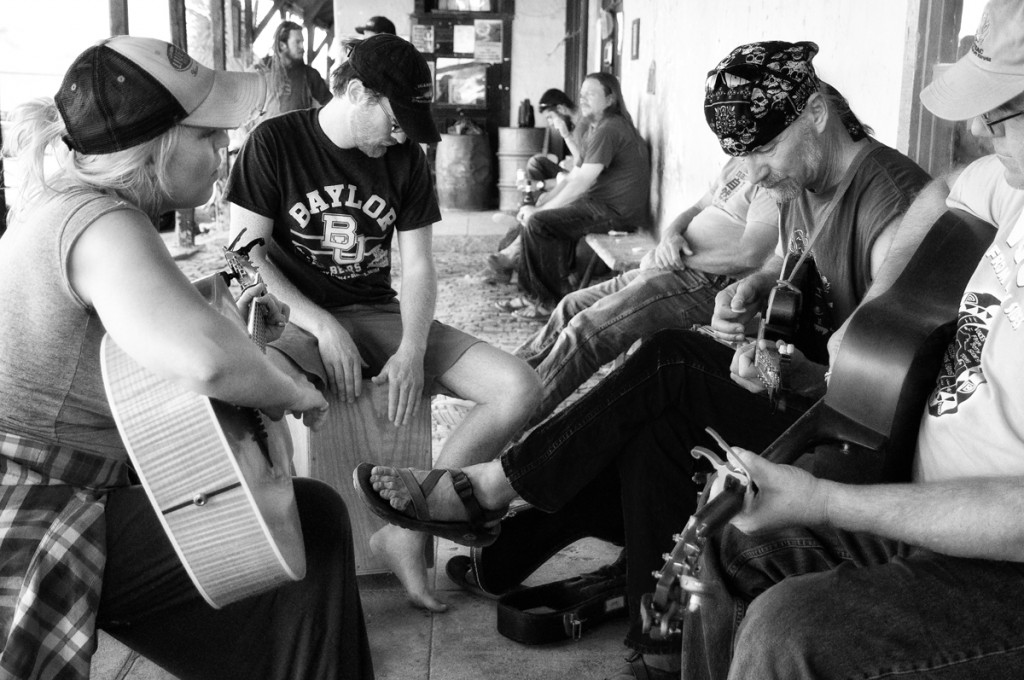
<box><xmin>494</xmin><ymin>296</ymin><xmax>532</xmax><ymax>313</ymax></box>
<box><xmin>353</xmin><ymin>464</ymin><xmax>506</xmax><ymax>548</ymax></box>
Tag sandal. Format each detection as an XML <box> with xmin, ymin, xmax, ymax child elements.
<box><xmin>512</xmin><ymin>304</ymin><xmax>551</xmax><ymax>322</ymax></box>
<box><xmin>495</xmin><ymin>296</ymin><xmax>533</xmax><ymax>313</ymax></box>
<box><xmin>603</xmin><ymin>651</ymin><xmax>680</xmax><ymax>680</ymax></box>
<box><xmin>352</xmin><ymin>464</ymin><xmax>507</xmax><ymax>548</ymax></box>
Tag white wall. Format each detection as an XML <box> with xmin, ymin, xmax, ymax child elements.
<box><xmin>509</xmin><ymin>0</ymin><xmax>566</xmax><ymax>120</ymax></box>
<box><xmin>614</xmin><ymin>0</ymin><xmax>913</xmax><ymax>229</ymax></box>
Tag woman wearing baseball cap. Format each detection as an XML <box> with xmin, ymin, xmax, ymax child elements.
<box><xmin>0</xmin><ymin>36</ymin><xmax>372</xmax><ymax>679</ymax></box>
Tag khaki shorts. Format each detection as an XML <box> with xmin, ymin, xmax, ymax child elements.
<box><xmin>269</xmin><ymin>301</ymin><xmax>481</xmax><ymax>391</ymax></box>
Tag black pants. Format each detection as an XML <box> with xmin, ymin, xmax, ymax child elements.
<box><xmin>500</xmin><ymin>329</ymin><xmax>804</xmax><ymax>653</ymax></box>
<box><xmin>97</xmin><ymin>478</ymin><xmax>374</xmax><ymax>680</ymax></box>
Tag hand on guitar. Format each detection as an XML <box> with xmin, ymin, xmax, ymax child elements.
<box><xmin>235</xmin><ymin>282</ymin><xmax>289</xmax><ymax>343</ymax></box>
<box><xmin>262</xmin><ymin>352</ymin><xmax>329</xmax><ymax>431</ymax></box>
<box><xmin>725</xmin><ymin>448</ymin><xmax>831</xmax><ymax>535</ymax></box>
<box><xmin>733</xmin><ymin>341</ymin><xmax>828</xmax><ymax>399</ymax></box>
<box><xmin>711</xmin><ymin>277</ymin><xmax>768</xmax><ymax>344</ymax></box>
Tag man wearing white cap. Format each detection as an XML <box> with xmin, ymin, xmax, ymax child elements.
<box><xmin>675</xmin><ymin>1</ymin><xmax>1024</xmax><ymax>677</ymax></box>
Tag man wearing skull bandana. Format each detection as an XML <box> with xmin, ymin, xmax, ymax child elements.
<box><xmin>357</xmin><ymin>40</ymin><xmax>934</xmax><ymax>679</ymax></box>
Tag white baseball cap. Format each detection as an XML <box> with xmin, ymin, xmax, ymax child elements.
<box><xmin>921</xmin><ymin>0</ymin><xmax>1024</xmax><ymax>121</ymax></box>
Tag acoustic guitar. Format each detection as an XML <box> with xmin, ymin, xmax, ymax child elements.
<box><xmin>100</xmin><ymin>245</ymin><xmax>305</xmax><ymax>608</ymax></box>
<box><xmin>641</xmin><ymin>208</ymin><xmax>995</xmax><ymax>638</ymax></box>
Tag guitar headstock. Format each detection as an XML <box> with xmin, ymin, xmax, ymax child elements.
<box><xmin>223</xmin><ymin>238</ymin><xmax>265</xmax><ymax>294</ymax></box>
<box><xmin>221</xmin><ymin>234</ymin><xmax>268</xmax><ymax>349</ymax></box>
<box><xmin>640</xmin><ymin>429</ymin><xmax>755</xmax><ymax>639</ymax></box>
<box><xmin>641</xmin><ymin>474</ymin><xmax>748</xmax><ymax>639</ymax></box>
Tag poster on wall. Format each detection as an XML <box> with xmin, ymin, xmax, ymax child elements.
<box><xmin>453</xmin><ymin>24</ymin><xmax>476</xmax><ymax>53</ymax></box>
<box><xmin>411</xmin><ymin>24</ymin><xmax>435</xmax><ymax>53</ymax></box>
<box><xmin>473</xmin><ymin>19</ymin><xmax>502</xmax><ymax>63</ymax></box>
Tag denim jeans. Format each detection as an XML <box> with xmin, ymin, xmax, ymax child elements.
<box><xmin>526</xmin><ymin>154</ymin><xmax>561</xmax><ymax>181</ymax></box>
<box><xmin>499</xmin><ymin>329</ymin><xmax>804</xmax><ymax>653</ymax></box>
<box><xmin>681</xmin><ymin>522</ymin><xmax>1024</xmax><ymax>680</ymax></box>
<box><xmin>517</xmin><ymin>198</ymin><xmax>633</xmax><ymax>305</ymax></box>
<box><xmin>514</xmin><ymin>267</ymin><xmax>730</xmax><ymax>426</ymax></box>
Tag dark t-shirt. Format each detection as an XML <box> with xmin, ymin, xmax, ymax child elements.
<box><xmin>579</xmin><ymin>115</ymin><xmax>651</xmax><ymax>225</ymax></box>
<box><xmin>780</xmin><ymin>139</ymin><xmax>931</xmax><ymax>351</ymax></box>
<box><xmin>256</xmin><ymin>56</ymin><xmax>332</xmax><ymax>116</ymax></box>
<box><xmin>227</xmin><ymin>108</ymin><xmax>441</xmax><ymax>308</ymax></box>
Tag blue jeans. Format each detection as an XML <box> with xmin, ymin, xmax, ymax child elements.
<box><xmin>499</xmin><ymin>330</ymin><xmax>804</xmax><ymax>653</ymax></box>
<box><xmin>517</xmin><ymin>198</ymin><xmax>633</xmax><ymax>305</ymax></box>
<box><xmin>682</xmin><ymin>523</ymin><xmax>1024</xmax><ymax>679</ymax></box>
<box><xmin>514</xmin><ymin>267</ymin><xmax>730</xmax><ymax>425</ymax></box>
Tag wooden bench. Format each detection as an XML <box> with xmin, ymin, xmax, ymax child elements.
<box><xmin>288</xmin><ymin>380</ymin><xmax>431</xmax><ymax>575</ymax></box>
<box><xmin>579</xmin><ymin>231</ymin><xmax>657</xmax><ymax>288</ymax></box>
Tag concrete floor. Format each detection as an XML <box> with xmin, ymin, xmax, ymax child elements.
<box><xmin>91</xmin><ymin>209</ymin><xmax>637</xmax><ymax>679</ymax></box>
<box><xmin>94</xmin><ymin>537</ymin><xmax>629</xmax><ymax>680</ymax></box>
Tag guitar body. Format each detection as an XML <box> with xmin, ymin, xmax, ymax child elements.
<box><xmin>762</xmin><ymin>208</ymin><xmax>995</xmax><ymax>481</ymax></box>
<box><xmin>100</xmin><ymin>275</ymin><xmax>305</xmax><ymax>608</ymax></box>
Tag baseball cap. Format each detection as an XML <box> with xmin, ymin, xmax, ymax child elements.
<box><xmin>921</xmin><ymin>0</ymin><xmax>1024</xmax><ymax>120</ymax></box>
<box><xmin>704</xmin><ymin>41</ymin><xmax>820</xmax><ymax>156</ymax></box>
<box><xmin>355</xmin><ymin>16</ymin><xmax>397</xmax><ymax>36</ymax></box>
<box><xmin>538</xmin><ymin>89</ymin><xmax>573</xmax><ymax>113</ymax></box>
<box><xmin>56</xmin><ymin>36</ymin><xmax>266</xmax><ymax>155</ymax></box>
<box><xmin>348</xmin><ymin>34</ymin><xmax>440</xmax><ymax>144</ymax></box>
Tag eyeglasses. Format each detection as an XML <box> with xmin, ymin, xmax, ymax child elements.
<box><xmin>981</xmin><ymin>109</ymin><xmax>1024</xmax><ymax>134</ymax></box>
<box><xmin>377</xmin><ymin>99</ymin><xmax>402</xmax><ymax>134</ymax></box>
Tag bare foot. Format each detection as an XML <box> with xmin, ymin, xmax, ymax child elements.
<box><xmin>367</xmin><ymin>464</ymin><xmax>508</xmax><ymax>522</ymax></box>
<box><xmin>370</xmin><ymin>525</ymin><xmax>448</xmax><ymax>612</ymax></box>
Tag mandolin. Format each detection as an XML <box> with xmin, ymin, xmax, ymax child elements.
<box><xmin>755</xmin><ymin>252</ymin><xmax>818</xmax><ymax>410</ymax></box>
<box><xmin>100</xmin><ymin>240</ymin><xmax>305</xmax><ymax>608</ymax></box>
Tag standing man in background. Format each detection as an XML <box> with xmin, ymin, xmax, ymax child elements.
<box><xmin>256</xmin><ymin>20</ymin><xmax>333</xmax><ymax>119</ymax></box>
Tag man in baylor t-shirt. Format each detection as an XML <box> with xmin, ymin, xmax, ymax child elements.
<box><xmin>227</xmin><ymin>35</ymin><xmax>540</xmax><ymax>613</ymax></box>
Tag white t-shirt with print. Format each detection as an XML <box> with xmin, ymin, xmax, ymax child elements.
<box><xmin>914</xmin><ymin>155</ymin><xmax>1024</xmax><ymax>481</ymax></box>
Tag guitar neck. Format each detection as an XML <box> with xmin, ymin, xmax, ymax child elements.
<box><xmin>248</xmin><ymin>300</ymin><xmax>267</xmax><ymax>353</ymax></box>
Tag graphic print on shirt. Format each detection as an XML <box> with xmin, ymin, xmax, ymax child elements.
<box><xmin>713</xmin><ymin>165</ymin><xmax>748</xmax><ymax>208</ymax></box>
<box><xmin>287</xmin><ymin>183</ymin><xmax>397</xmax><ymax>282</ymax></box>
<box><xmin>927</xmin><ymin>291</ymin><xmax>999</xmax><ymax>416</ymax></box>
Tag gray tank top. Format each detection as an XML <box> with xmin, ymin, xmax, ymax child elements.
<box><xmin>0</xmin><ymin>189</ymin><xmax>145</xmax><ymax>459</ymax></box>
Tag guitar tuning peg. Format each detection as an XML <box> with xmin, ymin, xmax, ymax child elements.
<box><xmin>661</xmin><ymin>552</ymin><xmax>672</xmax><ymax>561</ymax></box>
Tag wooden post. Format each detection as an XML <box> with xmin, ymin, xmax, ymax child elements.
<box><xmin>0</xmin><ymin>120</ymin><xmax>6</xmax><ymax>238</ymax></box>
<box><xmin>211</xmin><ymin>0</ymin><xmax>227</xmax><ymax>70</ymax></box>
<box><xmin>109</xmin><ymin>0</ymin><xmax>129</xmax><ymax>36</ymax></box>
<box><xmin>167</xmin><ymin>0</ymin><xmax>197</xmax><ymax>248</ymax></box>
<box><xmin>243</xmin><ymin>0</ymin><xmax>254</xmax><ymax>58</ymax></box>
